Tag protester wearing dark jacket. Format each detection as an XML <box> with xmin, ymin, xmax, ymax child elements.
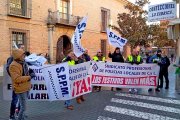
<box><xmin>146</xmin><ymin>51</ymin><xmax>152</xmax><ymax>63</ymax></box>
<box><xmin>148</xmin><ymin>50</ymin><xmax>162</xmax><ymax>92</ymax></box>
<box><xmin>84</xmin><ymin>49</ymin><xmax>91</xmax><ymax>61</ymax></box>
<box><xmin>159</xmin><ymin>54</ymin><xmax>170</xmax><ymax>89</ymax></box>
<box><xmin>109</xmin><ymin>47</ymin><xmax>124</xmax><ymax>91</ymax></box>
<box><xmin>148</xmin><ymin>49</ymin><xmax>170</xmax><ymax>91</ymax></box>
<box><xmin>108</xmin><ymin>47</ymin><xmax>124</xmax><ymax>63</ymax></box>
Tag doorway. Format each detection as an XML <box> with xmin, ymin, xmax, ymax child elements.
<box><xmin>56</xmin><ymin>35</ymin><xmax>72</xmax><ymax>63</ymax></box>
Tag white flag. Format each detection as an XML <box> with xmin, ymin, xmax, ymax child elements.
<box><xmin>72</xmin><ymin>16</ymin><xmax>87</xmax><ymax>57</ymax></box>
<box><xmin>25</xmin><ymin>54</ymin><xmax>47</xmax><ymax>66</ymax></box>
<box><xmin>107</xmin><ymin>29</ymin><xmax>127</xmax><ymax>48</ymax></box>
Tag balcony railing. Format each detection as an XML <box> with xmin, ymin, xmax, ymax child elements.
<box><xmin>51</xmin><ymin>11</ymin><xmax>82</xmax><ymax>27</ymax></box>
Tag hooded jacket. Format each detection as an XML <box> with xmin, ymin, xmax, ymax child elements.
<box><xmin>9</xmin><ymin>49</ymin><xmax>31</xmax><ymax>94</ymax></box>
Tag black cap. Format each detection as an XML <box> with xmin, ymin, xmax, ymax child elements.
<box><xmin>157</xmin><ymin>49</ymin><xmax>162</xmax><ymax>53</ymax></box>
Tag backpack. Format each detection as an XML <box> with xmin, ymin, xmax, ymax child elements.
<box><xmin>6</xmin><ymin>56</ymin><xmax>13</xmax><ymax>76</ymax></box>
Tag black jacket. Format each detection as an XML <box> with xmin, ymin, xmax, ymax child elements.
<box><xmin>159</xmin><ymin>56</ymin><xmax>170</xmax><ymax>73</ymax></box>
<box><xmin>108</xmin><ymin>53</ymin><xmax>124</xmax><ymax>63</ymax></box>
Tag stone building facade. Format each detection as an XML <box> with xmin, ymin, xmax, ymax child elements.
<box><xmin>0</xmin><ymin>0</ymin><xmax>130</xmax><ymax>65</ymax></box>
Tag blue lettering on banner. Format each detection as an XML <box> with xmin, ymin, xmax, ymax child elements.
<box><xmin>109</xmin><ymin>32</ymin><xmax>113</xmax><ymax>38</ymax></box>
<box><xmin>74</xmin><ymin>33</ymin><xmax>85</xmax><ymax>53</ymax></box>
<box><xmin>149</xmin><ymin>3</ymin><xmax>175</xmax><ymax>12</ymax></box>
<box><xmin>151</xmin><ymin>10</ymin><xmax>173</xmax><ymax>17</ymax></box>
<box><xmin>78</xmin><ymin>22</ymin><xmax>86</xmax><ymax>39</ymax></box>
<box><xmin>48</xmin><ymin>71</ymin><xmax>59</xmax><ymax>99</ymax></box>
<box><xmin>69</xmin><ymin>67</ymin><xmax>86</xmax><ymax>74</ymax></box>
<box><xmin>56</xmin><ymin>67</ymin><xmax>69</xmax><ymax>97</ymax></box>
<box><xmin>120</xmin><ymin>38</ymin><xmax>126</xmax><ymax>44</ymax></box>
<box><xmin>33</xmin><ymin>69</ymin><xmax>42</xmax><ymax>73</ymax></box>
<box><xmin>109</xmin><ymin>31</ymin><xmax>126</xmax><ymax>45</ymax></box>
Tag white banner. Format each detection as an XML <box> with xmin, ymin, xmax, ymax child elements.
<box><xmin>69</xmin><ymin>62</ymin><xmax>92</xmax><ymax>99</ymax></box>
<box><xmin>72</xmin><ymin>16</ymin><xmax>87</xmax><ymax>57</ymax></box>
<box><xmin>107</xmin><ymin>29</ymin><xmax>127</xmax><ymax>48</ymax></box>
<box><xmin>148</xmin><ymin>2</ymin><xmax>177</xmax><ymax>22</ymax></box>
<box><xmin>25</xmin><ymin>54</ymin><xmax>47</xmax><ymax>66</ymax></box>
<box><xmin>41</xmin><ymin>63</ymin><xmax>71</xmax><ymax>101</ymax></box>
<box><xmin>3</xmin><ymin>66</ymin><xmax>49</xmax><ymax>101</ymax></box>
<box><xmin>91</xmin><ymin>62</ymin><xmax>160</xmax><ymax>88</ymax></box>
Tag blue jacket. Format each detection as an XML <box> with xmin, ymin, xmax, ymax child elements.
<box><xmin>148</xmin><ymin>54</ymin><xmax>161</xmax><ymax>63</ymax></box>
<box><xmin>149</xmin><ymin>54</ymin><xmax>170</xmax><ymax>72</ymax></box>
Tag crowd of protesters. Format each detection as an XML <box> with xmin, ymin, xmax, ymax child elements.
<box><xmin>7</xmin><ymin>43</ymin><xmax>174</xmax><ymax>120</ymax></box>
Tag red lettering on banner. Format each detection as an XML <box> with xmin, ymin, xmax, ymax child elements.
<box><xmin>124</xmin><ymin>76</ymin><xmax>156</xmax><ymax>86</ymax></box>
<box><xmin>91</xmin><ymin>75</ymin><xmax>157</xmax><ymax>87</ymax></box>
<box><xmin>92</xmin><ymin>75</ymin><xmax>102</xmax><ymax>83</ymax></box>
<box><xmin>80</xmin><ymin>79</ymin><xmax>88</xmax><ymax>94</ymax></box>
<box><xmin>139</xmin><ymin>76</ymin><xmax>156</xmax><ymax>86</ymax></box>
<box><xmin>72</xmin><ymin>77</ymin><xmax>91</xmax><ymax>97</ymax></box>
<box><xmin>72</xmin><ymin>82</ymin><xmax>76</xmax><ymax>97</ymax></box>
<box><xmin>125</xmin><ymin>78</ymin><xmax>139</xmax><ymax>85</ymax></box>
<box><xmin>75</xmin><ymin>81</ymin><xmax>81</xmax><ymax>95</ymax></box>
<box><xmin>87</xmin><ymin>77</ymin><xmax>91</xmax><ymax>91</ymax></box>
<box><xmin>102</xmin><ymin>77</ymin><xmax>124</xmax><ymax>84</ymax></box>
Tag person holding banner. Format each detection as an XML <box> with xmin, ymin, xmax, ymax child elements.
<box><xmin>9</xmin><ymin>49</ymin><xmax>35</xmax><ymax>120</ymax></box>
<box><xmin>62</xmin><ymin>52</ymin><xmax>78</xmax><ymax>110</ymax></box>
<box><xmin>93</xmin><ymin>50</ymin><xmax>106</xmax><ymax>92</ymax></box>
<box><xmin>7</xmin><ymin>44</ymin><xmax>30</xmax><ymax>120</ymax></box>
<box><xmin>148</xmin><ymin>49</ymin><xmax>163</xmax><ymax>92</ymax></box>
<box><xmin>126</xmin><ymin>50</ymin><xmax>143</xmax><ymax>93</ymax></box>
<box><xmin>84</xmin><ymin>49</ymin><xmax>91</xmax><ymax>61</ymax></box>
<box><xmin>109</xmin><ymin>47</ymin><xmax>124</xmax><ymax>91</ymax></box>
<box><xmin>159</xmin><ymin>52</ymin><xmax>170</xmax><ymax>89</ymax></box>
<box><xmin>76</xmin><ymin>54</ymin><xmax>86</xmax><ymax>104</ymax></box>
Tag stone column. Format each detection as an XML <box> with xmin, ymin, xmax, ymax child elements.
<box><xmin>47</xmin><ymin>9</ymin><xmax>55</xmax><ymax>64</ymax></box>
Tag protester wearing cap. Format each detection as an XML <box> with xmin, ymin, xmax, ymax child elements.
<box><xmin>148</xmin><ymin>49</ymin><xmax>163</xmax><ymax>92</ymax></box>
<box><xmin>92</xmin><ymin>50</ymin><xmax>106</xmax><ymax>92</ymax></box>
<box><xmin>9</xmin><ymin>49</ymin><xmax>35</xmax><ymax>120</ymax></box>
<box><xmin>159</xmin><ymin>51</ymin><xmax>170</xmax><ymax>89</ymax></box>
<box><xmin>146</xmin><ymin>51</ymin><xmax>153</xmax><ymax>63</ymax></box>
<box><xmin>83</xmin><ymin>49</ymin><xmax>91</xmax><ymax>61</ymax></box>
<box><xmin>93</xmin><ymin>50</ymin><xmax>105</xmax><ymax>62</ymax></box>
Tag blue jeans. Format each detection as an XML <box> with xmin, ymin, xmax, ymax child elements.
<box><xmin>17</xmin><ymin>91</ymin><xmax>29</xmax><ymax>120</ymax></box>
<box><xmin>10</xmin><ymin>91</ymin><xmax>20</xmax><ymax>118</ymax></box>
<box><xmin>65</xmin><ymin>100</ymin><xmax>72</xmax><ymax>107</ymax></box>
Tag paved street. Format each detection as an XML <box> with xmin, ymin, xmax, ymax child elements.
<box><xmin>0</xmin><ymin>65</ymin><xmax>180</xmax><ymax>120</ymax></box>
